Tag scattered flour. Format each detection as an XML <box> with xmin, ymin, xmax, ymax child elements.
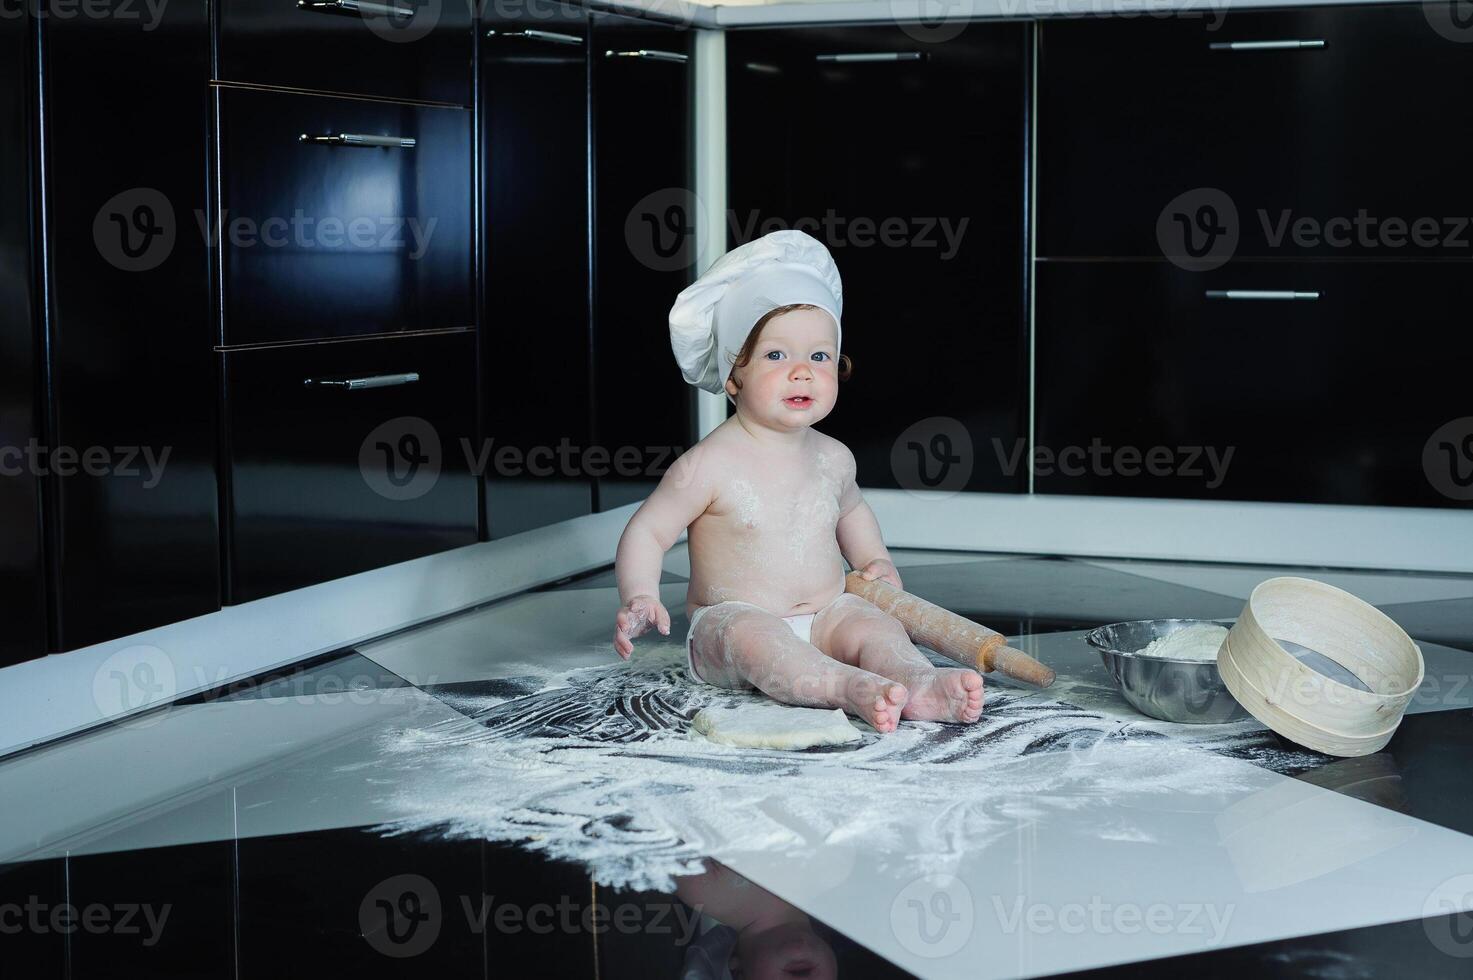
<box><xmin>1136</xmin><ymin>623</ymin><xmax>1230</xmax><ymax>662</ymax></box>
<box><xmin>367</xmin><ymin>643</ymin><xmax>1319</xmax><ymax>893</ymax></box>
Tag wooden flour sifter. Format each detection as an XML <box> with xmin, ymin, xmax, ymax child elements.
<box><xmin>844</xmin><ymin>570</ymin><xmax>1056</xmax><ymax>688</ymax></box>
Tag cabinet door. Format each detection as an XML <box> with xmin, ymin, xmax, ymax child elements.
<box><xmin>1035</xmin><ymin>261</ymin><xmax>1473</xmax><ymax>507</ymax></box>
<box><xmin>223</xmin><ymin>332</ymin><xmax>479</xmax><ymax>603</ymax></box>
<box><xmin>0</xmin><ymin>11</ymin><xmax>45</xmax><ymax>666</ymax></box>
<box><xmin>44</xmin><ymin>0</ymin><xmax>220</xmax><ymax>650</ymax></box>
<box><xmin>727</xmin><ymin>23</ymin><xmax>1030</xmax><ymax>494</ymax></box>
<box><xmin>1039</xmin><ymin>6</ymin><xmax>1473</xmax><ymax>259</ymax></box>
<box><xmin>219</xmin><ymin>87</ymin><xmax>473</xmax><ymax>346</ymax></box>
<box><xmin>480</xmin><ymin>6</ymin><xmax>594</xmax><ymax>537</ymax></box>
<box><xmin>590</xmin><ymin>11</ymin><xmax>696</xmax><ymax>511</ymax></box>
<box><xmin>218</xmin><ymin>0</ymin><xmax>473</xmax><ymax>106</ymax></box>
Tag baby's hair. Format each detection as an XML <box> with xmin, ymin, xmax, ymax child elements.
<box><xmin>725</xmin><ymin>303</ymin><xmax>853</xmax><ymax>396</ymax></box>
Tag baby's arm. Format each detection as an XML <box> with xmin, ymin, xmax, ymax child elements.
<box><xmin>612</xmin><ymin>445</ymin><xmax>719</xmax><ymax>658</ymax></box>
<box><xmin>833</xmin><ymin>446</ymin><xmax>902</xmax><ymax>589</ymax></box>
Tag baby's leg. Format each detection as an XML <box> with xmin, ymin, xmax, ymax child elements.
<box><xmin>815</xmin><ymin>594</ymin><xmax>983</xmax><ymax>724</ymax></box>
<box><xmin>690</xmin><ymin>602</ymin><xmax>907</xmax><ymax>733</ymax></box>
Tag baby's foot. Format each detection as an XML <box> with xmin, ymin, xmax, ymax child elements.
<box><xmin>900</xmin><ymin>668</ymin><xmax>984</xmax><ymax>724</ymax></box>
<box><xmin>846</xmin><ymin>674</ymin><xmax>908</xmax><ymax>733</ymax></box>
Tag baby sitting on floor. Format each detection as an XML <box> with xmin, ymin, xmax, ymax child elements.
<box><xmin>611</xmin><ymin>231</ymin><xmax>982</xmax><ymax>732</ymax></box>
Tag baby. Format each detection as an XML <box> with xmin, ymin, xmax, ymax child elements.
<box><xmin>610</xmin><ymin>231</ymin><xmax>983</xmax><ymax>733</ymax></box>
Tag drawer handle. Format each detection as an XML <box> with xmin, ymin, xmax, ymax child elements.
<box><xmin>815</xmin><ymin>52</ymin><xmax>925</xmax><ymax>63</ymax></box>
<box><xmin>297</xmin><ymin>0</ymin><xmax>416</xmax><ymax>18</ymax></box>
<box><xmin>1205</xmin><ymin>290</ymin><xmax>1321</xmax><ymax>301</ymax></box>
<box><xmin>487</xmin><ymin>28</ymin><xmax>583</xmax><ymax>46</ymax></box>
<box><xmin>299</xmin><ymin>133</ymin><xmax>416</xmax><ymax>148</ymax></box>
<box><xmin>1208</xmin><ymin>39</ymin><xmax>1326</xmax><ymax>51</ymax></box>
<box><xmin>604</xmin><ymin>49</ymin><xmax>687</xmax><ymax>63</ymax></box>
<box><xmin>304</xmin><ymin>372</ymin><xmax>421</xmax><ymax>390</ymax></box>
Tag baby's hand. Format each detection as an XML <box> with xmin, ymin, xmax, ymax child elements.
<box><xmin>613</xmin><ymin>594</ymin><xmax>670</xmax><ymax>660</ymax></box>
<box><xmin>856</xmin><ymin>558</ymin><xmax>902</xmax><ymax>591</ymax></box>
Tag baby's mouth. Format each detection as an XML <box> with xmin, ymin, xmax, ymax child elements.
<box><xmin>783</xmin><ymin>395</ymin><xmax>814</xmax><ymax>409</ymax></box>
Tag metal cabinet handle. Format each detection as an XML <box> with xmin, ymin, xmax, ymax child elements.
<box><xmin>298</xmin><ymin>0</ymin><xmax>416</xmax><ymax>18</ymax></box>
<box><xmin>487</xmin><ymin>28</ymin><xmax>583</xmax><ymax>46</ymax></box>
<box><xmin>603</xmin><ymin>49</ymin><xmax>687</xmax><ymax>63</ymax></box>
<box><xmin>299</xmin><ymin>133</ymin><xmax>416</xmax><ymax>148</ymax></box>
<box><xmin>304</xmin><ymin>372</ymin><xmax>421</xmax><ymax>390</ymax></box>
<box><xmin>1205</xmin><ymin>290</ymin><xmax>1321</xmax><ymax>301</ymax></box>
<box><xmin>1208</xmin><ymin>40</ymin><xmax>1326</xmax><ymax>51</ymax></box>
<box><xmin>815</xmin><ymin>52</ymin><xmax>924</xmax><ymax>63</ymax></box>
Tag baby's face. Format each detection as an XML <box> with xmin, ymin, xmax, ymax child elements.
<box><xmin>725</xmin><ymin>308</ymin><xmax>839</xmax><ymax>430</ymax></box>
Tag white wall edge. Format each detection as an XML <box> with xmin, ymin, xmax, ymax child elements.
<box><xmin>867</xmin><ymin>489</ymin><xmax>1473</xmax><ymax>574</ymax></box>
<box><xmin>694</xmin><ymin>26</ymin><xmax>729</xmax><ymax>438</ymax></box>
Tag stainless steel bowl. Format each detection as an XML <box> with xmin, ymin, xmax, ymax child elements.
<box><xmin>1086</xmin><ymin>618</ymin><xmax>1250</xmax><ymax>725</ymax></box>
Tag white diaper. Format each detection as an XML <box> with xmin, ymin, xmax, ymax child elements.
<box><xmin>684</xmin><ymin>601</ymin><xmax>822</xmax><ymax>685</ymax></box>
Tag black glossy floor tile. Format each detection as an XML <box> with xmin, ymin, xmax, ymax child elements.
<box><xmin>67</xmin><ymin>840</ymin><xmax>233</xmax><ymax>979</ymax></box>
<box><xmin>0</xmin><ymin>857</ymin><xmax>67</xmax><ymax>979</ymax></box>
<box><xmin>1377</xmin><ymin>597</ymin><xmax>1473</xmax><ymax>654</ymax></box>
<box><xmin>896</xmin><ymin>558</ymin><xmax>1246</xmax><ymax>635</ymax></box>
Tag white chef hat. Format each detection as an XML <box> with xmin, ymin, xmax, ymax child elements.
<box><xmin>669</xmin><ymin>230</ymin><xmax>843</xmax><ymax>403</ymax></box>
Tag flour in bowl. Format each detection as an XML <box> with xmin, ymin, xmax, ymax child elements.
<box><xmin>1136</xmin><ymin>623</ymin><xmax>1230</xmax><ymax>661</ymax></box>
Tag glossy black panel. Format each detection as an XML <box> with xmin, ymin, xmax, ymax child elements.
<box><xmin>217</xmin><ymin>0</ymin><xmax>473</xmax><ymax>105</ymax></box>
<box><xmin>1039</xmin><ymin>5</ymin><xmax>1473</xmax><ymax>258</ymax></box>
<box><xmin>67</xmin><ymin>842</ymin><xmax>233</xmax><ymax>978</ymax></box>
<box><xmin>219</xmin><ymin>87</ymin><xmax>473</xmax><ymax>346</ymax></box>
<box><xmin>1035</xmin><ymin>260</ymin><xmax>1473</xmax><ymax>507</ymax></box>
<box><xmin>0</xmin><ymin>858</ymin><xmax>67</xmax><ymax>979</ymax></box>
<box><xmin>727</xmin><ymin>23</ymin><xmax>1029</xmax><ymax>493</ymax></box>
<box><xmin>481</xmin><ymin>5</ymin><xmax>594</xmax><ymax>538</ymax></box>
<box><xmin>44</xmin><ymin>0</ymin><xmax>220</xmax><ymax>650</ymax></box>
<box><xmin>0</xmin><ymin>10</ymin><xmax>45</xmax><ymax>666</ymax></box>
<box><xmin>222</xmin><ymin>331</ymin><xmax>478</xmax><ymax>603</ymax></box>
<box><xmin>590</xmin><ymin>11</ymin><xmax>695</xmax><ymax>510</ymax></box>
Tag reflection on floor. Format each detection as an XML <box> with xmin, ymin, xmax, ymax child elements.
<box><xmin>3</xmin><ymin>547</ymin><xmax>1473</xmax><ymax>978</ymax></box>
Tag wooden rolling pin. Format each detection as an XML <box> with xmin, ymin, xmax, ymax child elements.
<box><xmin>845</xmin><ymin>570</ymin><xmax>1056</xmax><ymax>688</ymax></box>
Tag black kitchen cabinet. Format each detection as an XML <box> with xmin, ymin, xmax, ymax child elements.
<box><xmin>41</xmin><ymin>0</ymin><xmax>221</xmax><ymax>650</ymax></box>
<box><xmin>480</xmin><ymin>5</ymin><xmax>596</xmax><ymax>537</ymax></box>
<box><xmin>222</xmin><ymin>331</ymin><xmax>478</xmax><ymax>603</ymax></box>
<box><xmin>1038</xmin><ymin>5</ymin><xmax>1473</xmax><ymax>260</ymax></box>
<box><xmin>0</xmin><ymin>10</ymin><xmax>45</xmax><ymax>667</ymax></box>
<box><xmin>1035</xmin><ymin>260</ymin><xmax>1473</xmax><ymax>508</ymax></box>
<box><xmin>217</xmin><ymin>0</ymin><xmax>474</xmax><ymax>106</ymax></box>
<box><xmin>590</xmin><ymin>9</ymin><xmax>697</xmax><ymax>511</ymax></box>
<box><xmin>726</xmin><ymin>23</ymin><xmax>1030</xmax><ymax>494</ymax></box>
<box><xmin>218</xmin><ymin>87</ymin><xmax>473</xmax><ymax>347</ymax></box>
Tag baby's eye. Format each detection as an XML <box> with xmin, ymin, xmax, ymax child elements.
<box><xmin>811</xmin><ymin>352</ymin><xmax>831</xmax><ymax>362</ymax></box>
<box><xmin>764</xmin><ymin>350</ymin><xmax>784</xmax><ymax>361</ymax></box>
